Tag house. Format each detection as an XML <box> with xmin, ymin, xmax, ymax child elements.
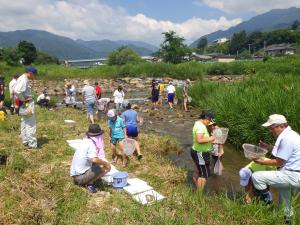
<box><xmin>265</xmin><ymin>45</ymin><xmax>296</xmax><ymax>56</ymax></box>
<box><xmin>64</xmin><ymin>58</ymin><xmax>106</xmax><ymax>68</ymax></box>
<box><xmin>190</xmin><ymin>53</ymin><xmax>212</xmax><ymax>62</ymax></box>
<box><xmin>214</xmin><ymin>55</ymin><xmax>236</xmax><ymax>63</ymax></box>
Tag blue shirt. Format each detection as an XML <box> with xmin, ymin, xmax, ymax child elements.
<box><xmin>273</xmin><ymin>128</ymin><xmax>300</xmax><ymax>171</ymax></box>
<box><xmin>121</xmin><ymin>109</ymin><xmax>137</xmax><ymax>127</ymax></box>
<box><xmin>108</xmin><ymin>116</ymin><xmax>125</xmax><ymax>139</ymax></box>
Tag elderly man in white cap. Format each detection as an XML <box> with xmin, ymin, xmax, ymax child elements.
<box><xmin>252</xmin><ymin>114</ymin><xmax>300</xmax><ymax>220</ymax></box>
<box><xmin>14</xmin><ymin>66</ymin><xmax>38</xmax><ymax>149</ymax></box>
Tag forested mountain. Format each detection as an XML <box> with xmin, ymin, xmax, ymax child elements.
<box><xmin>190</xmin><ymin>7</ymin><xmax>300</xmax><ymax>47</ymax></box>
<box><xmin>0</xmin><ymin>30</ymin><xmax>158</xmax><ymax>59</ymax></box>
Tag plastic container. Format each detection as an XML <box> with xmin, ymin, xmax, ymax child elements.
<box><xmin>188</xmin><ymin>96</ymin><xmax>192</xmax><ymax>103</ymax></box>
<box><xmin>242</xmin><ymin>143</ymin><xmax>268</xmax><ymax>160</ymax></box>
<box><xmin>212</xmin><ymin>128</ymin><xmax>229</xmax><ymax>144</ymax></box>
<box><xmin>112</xmin><ymin>172</ymin><xmax>128</xmax><ymax>188</ymax></box>
<box><xmin>0</xmin><ymin>111</ymin><xmax>4</xmax><ymax>121</ymax></box>
<box><xmin>122</xmin><ymin>138</ymin><xmax>136</xmax><ymax>156</ymax></box>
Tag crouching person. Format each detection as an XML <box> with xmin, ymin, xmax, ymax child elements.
<box><xmin>70</xmin><ymin>124</ymin><xmax>111</xmax><ymax>193</ymax></box>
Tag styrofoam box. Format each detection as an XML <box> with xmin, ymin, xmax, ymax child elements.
<box><xmin>123</xmin><ymin>183</ymin><xmax>153</xmax><ymax>195</ymax></box>
<box><xmin>132</xmin><ymin>190</ymin><xmax>165</xmax><ymax>205</ymax></box>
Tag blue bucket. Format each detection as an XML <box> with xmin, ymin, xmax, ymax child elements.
<box><xmin>112</xmin><ymin>172</ymin><xmax>128</xmax><ymax>188</ymax></box>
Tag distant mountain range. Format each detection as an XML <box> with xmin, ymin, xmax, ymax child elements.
<box><xmin>190</xmin><ymin>7</ymin><xmax>300</xmax><ymax>48</ymax></box>
<box><xmin>0</xmin><ymin>29</ymin><xmax>158</xmax><ymax>60</ymax></box>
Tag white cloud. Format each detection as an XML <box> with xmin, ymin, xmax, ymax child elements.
<box><xmin>196</xmin><ymin>0</ymin><xmax>300</xmax><ymax>14</ymax></box>
<box><xmin>0</xmin><ymin>0</ymin><xmax>241</xmax><ymax>45</ymax></box>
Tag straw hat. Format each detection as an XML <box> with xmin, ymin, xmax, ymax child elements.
<box><xmin>83</xmin><ymin>80</ymin><xmax>90</xmax><ymax>85</ymax></box>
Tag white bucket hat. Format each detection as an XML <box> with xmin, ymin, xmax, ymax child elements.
<box><xmin>107</xmin><ymin>109</ymin><xmax>116</xmax><ymax>118</ymax></box>
<box><xmin>262</xmin><ymin>114</ymin><xmax>287</xmax><ymax>127</ymax></box>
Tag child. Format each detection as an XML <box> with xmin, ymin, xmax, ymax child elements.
<box><xmin>239</xmin><ymin>159</ymin><xmax>276</xmax><ymax>204</ymax></box>
<box><xmin>107</xmin><ymin>109</ymin><xmax>127</xmax><ymax>167</ymax></box>
<box><xmin>167</xmin><ymin>81</ymin><xmax>176</xmax><ymax>110</ymax></box>
<box><xmin>113</xmin><ymin>86</ymin><xmax>125</xmax><ymax>115</ymax></box>
<box><xmin>151</xmin><ymin>82</ymin><xmax>159</xmax><ymax>110</ymax></box>
<box><xmin>208</xmin><ymin>121</ymin><xmax>224</xmax><ymax>169</ymax></box>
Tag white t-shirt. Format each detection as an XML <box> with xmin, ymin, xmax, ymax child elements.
<box><xmin>167</xmin><ymin>85</ymin><xmax>176</xmax><ymax>94</ymax></box>
<box><xmin>37</xmin><ymin>93</ymin><xmax>50</xmax><ymax>102</ymax></box>
<box><xmin>9</xmin><ymin>79</ymin><xmax>17</xmax><ymax>95</ymax></box>
<box><xmin>70</xmin><ymin>138</ymin><xmax>97</xmax><ymax>176</ymax></box>
<box><xmin>113</xmin><ymin>90</ymin><xmax>125</xmax><ymax>104</ymax></box>
<box><xmin>14</xmin><ymin>74</ymin><xmax>32</xmax><ymax>101</ymax></box>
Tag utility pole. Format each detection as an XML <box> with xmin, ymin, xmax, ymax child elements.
<box><xmin>264</xmin><ymin>41</ymin><xmax>266</xmax><ymax>56</ymax></box>
<box><xmin>248</xmin><ymin>44</ymin><xmax>251</xmax><ymax>57</ymax></box>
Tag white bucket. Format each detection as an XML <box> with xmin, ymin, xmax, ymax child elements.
<box><xmin>122</xmin><ymin>138</ymin><xmax>136</xmax><ymax>156</ymax></box>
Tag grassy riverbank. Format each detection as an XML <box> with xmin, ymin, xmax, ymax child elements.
<box><xmin>0</xmin><ymin>107</ymin><xmax>296</xmax><ymax>224</ymax></box>
<box><xmin>0</xmin><ymin>61</ymin><xmax>204</xmax><ymax>81</ymax></box>
<box><xmin>1</xmin><ymin>55</ymin><xmax>299</xmax><ymax>82</ymax></box>
<box><xmin>189</xmin><ymin>69</ymin><xmax>300</xmax><ymax>147</ymax></box>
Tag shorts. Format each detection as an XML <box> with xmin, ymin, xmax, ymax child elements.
<box><xmin>168</xmin><ymin>93</ymin><xmax>174</xmax><ymax>103</ymax></box>
<box><xmin>151</xmin><ymin>94</ymin><xmax>159</xmax><ymax>102</ymax></box>
<box><xmin>126</xmin><ymin>126</ymin><xmax>138</xmax><ymax>138</ymax></box>
<box><xmin>183</xmin><ymin>97</ymin><xmax>188</xmax><ymax>104</ymax></box>
<box><xmin>191</xmin><ymin>149</ymin><xmax>211</xmax><ymax>178</ymax></box>
<box><xmin>110</xmin><ymin>137</ymin><xmax>124</xmax><ymax>145</ymax></box>
<box><xmin>72</xmin><ymin>165</ymin><xmax>103</xmax><ymax>185</ymax></box>
<box><xmin>0</xmin><ymin>95</ymin><xmax>4</xmax><ymax>101</ymax></box>
<box><xmin>85</xmin><ymin>101</ymin><xmax>95</xmax><ymax>115</ymax></box>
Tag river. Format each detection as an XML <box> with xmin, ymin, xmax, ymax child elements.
<box><xmin>125</xmin><ymin>91</ymin><xmax>250</xmax><ymax>193</ymax></box>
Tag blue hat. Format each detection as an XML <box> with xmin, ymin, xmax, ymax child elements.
<box><xmin>26</xmin><ymin>66</ymin><xmax>38</xmax><ymax>74</ymax></box>
<box><xmin>239</xmin><ymin>168</ymin><xmax>252</xmax><ymax>186</ymax></box>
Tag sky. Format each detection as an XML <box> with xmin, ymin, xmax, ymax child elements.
<box><xmin>0</xmin><ymin>0</ymin><xmax>300</xmax><ymax>46</ymax></box>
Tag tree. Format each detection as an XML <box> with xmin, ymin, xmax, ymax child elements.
<box><xmin>229</xmin><ymin>30</ymin><xmax>247</xmax><ymax>55</ymax></box>
<box><xmin>35</xmin><ymin>52</ymin><xmax>59</xmax><ymax>65</ymax></box>
<box><xmin>107</xmin><ymin>47</ymin><xmax>141</xmax><ymax>65</ymax></box>
<box><xmin>17</xmin><ymin>41</ymin><xmax>37</xmax><ymax>65</ymax></box>
<box><xmin>291</xmin><ymin>20</ymin><xmax>299</xmax><ymax>30</ymax></box>
<box><xmin>3</xmin><ymin>48</ymin><xmax>21</xmax><ymax>66</ymax></box>
<box><xmin>160</xmin><ymin>31</ymin><xmax>190</xmax><ymax>64</ymax></box>
<box><xmin>196</xmin><ymin>37</ymin><xmax>208</xmax><ymax>53</ymax></box>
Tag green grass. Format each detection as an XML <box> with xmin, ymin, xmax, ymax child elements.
<box><xmin>0</xmin><ymin>107</ymin><xmax>295</xmax><ymax>224</ymax></box>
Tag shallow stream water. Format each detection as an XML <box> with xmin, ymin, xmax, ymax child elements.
<box><xmin>125</xmin><ymin>91</ymin><xmax>250</xmax><ymax>193</ymax></box>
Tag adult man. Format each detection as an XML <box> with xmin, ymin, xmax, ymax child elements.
<box><xmin>14</xmin><ymin>66</ymin><xmax>38</xmax><ymax>149</ymax></box>
<box><xmin>70</xmin><ymin>124</ymin><xmax>111</xmax><ymax>193</ymax></box>
<box><xmin>82</xmin><ymin>80</ymin><xmax>96</xmax><ymax>124</ymax></box>
<box><xmin>252</xmin><ymin>114</ymin><xmax>300</xmax><ymax>219</ymax></box>
<box><xmin>182</xmin><ymin>79</ymin><xmax>191</xmax><ymax>112</ymax></box>
<box><xmin>9</xmin><ymin>74</ymin><xmax>19</xmax><ymax>114</ymax></box>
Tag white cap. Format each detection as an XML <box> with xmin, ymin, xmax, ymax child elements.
<box><xmin>107</xmin><ymin>109</ymin><xmax>116</xmax><ymax>118</ymax></box>
<box><xmin>239</xmin><ymin>168</ymin><xmax>252</xmax><ymax>186</ymax></box>
<box><xmin>262</xmin><ymin>114</ymin><xmax>287</xmax><ymax>127</ymax></box>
